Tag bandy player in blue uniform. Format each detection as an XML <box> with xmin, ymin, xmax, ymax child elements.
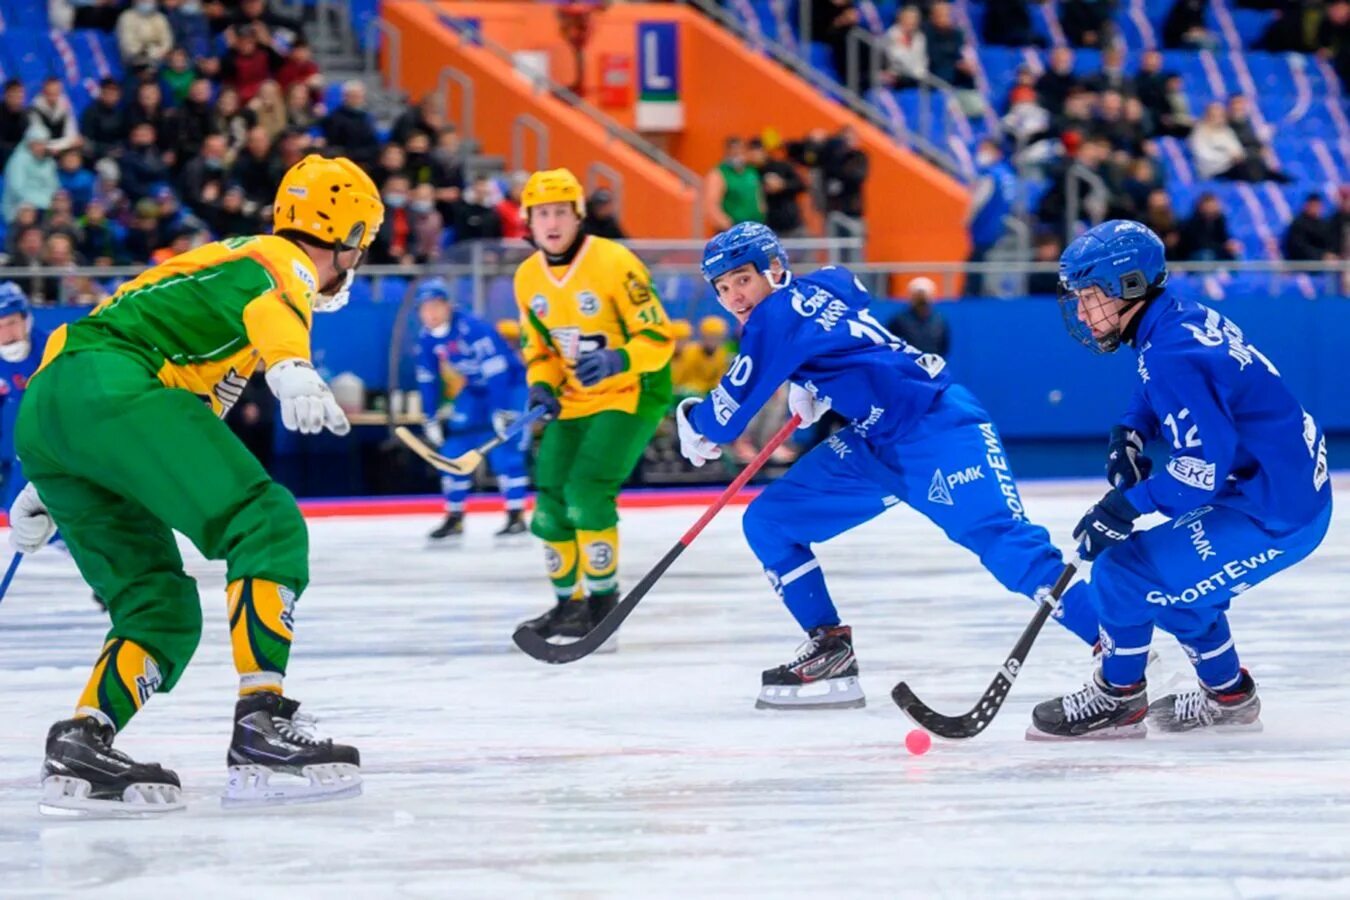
<box><xmin>1029</xmin><ymin>220</ymin><xmax>1332</xmax><ymax>739</ymax></box>
<box><xmin>0</xmin><ymin>282</ymin><xmax>47</xmax><ymax>508</ymax></box>
<box><xmin>414</xmin><ymin>277</ymin><xmax>530</xmax><ymax>540</ymax></box>
<box><xmin>676</xmin><ymin>223</ymin><xmax>1101</xmax><ymax>709</ymax></box>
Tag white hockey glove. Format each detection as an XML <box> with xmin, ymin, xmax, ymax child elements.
<box><xmin>492</xmin><ymin>409</ymin><xmax>520</xmax><ymax>439</ymax></box>
<box><xmin>266</xmin><ymin>359</ymin><xmax>351</xmax><ymax>436</ymax></box>
<box><xmin>422</xmin><ymin>417</ymin><xmax>445</xmax><ymax>447</ymax></box>
<box><xmin>676</xmin><ymin>398</ymin><xmax>722</xmax><ymax>468</ymax></box>
<box><xmin>787</xmin><ymin>382</ymin><xmax>831</xmax><ymax>428</ymax></box>
<box><xmin>9</xmin><ymin>482</ymin><xmax>55</xmax><ymax>554</ymax></box>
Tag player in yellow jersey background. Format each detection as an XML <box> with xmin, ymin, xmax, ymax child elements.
<box><xmin>513</xmin><ymin>169</ymin><xmax>674</xmax><ymax>640</ymax></box>
<box><xmin>10</xmin><ymin>155</ymin><xmax>382</xmax><ymax>815</ymax></box>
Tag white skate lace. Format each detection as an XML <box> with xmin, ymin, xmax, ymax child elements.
<box><xmin>1061</xmin><ymin>682</ymin><xmax>1119</xmax><ymax>722</ymax></box>
<box><xmin>1170</xmin><ymin>690</ymin><xmax>1214</xmax><ymax>725</ymax></box>
<box><xmin>275</xmin><ymin>711</ymin><xmax>324</xmax><ymax>746</ymax></box>
<box><xmin>786</xmin><ymin>633</ymin><xmax>824</xmax><ymax>669</ymax></box>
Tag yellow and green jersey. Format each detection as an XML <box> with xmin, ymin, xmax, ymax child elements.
<box><xmin>514</xmin><ymin>235</ymin><xmax>673</xmax><ymax>420</ymax></box>
<box><xmin>40</xmin><ymin>235</ymin><xmax>318</xmax><ymax>416</ymax></box>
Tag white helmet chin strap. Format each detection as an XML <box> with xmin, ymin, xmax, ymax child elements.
<box><xmin>313</xmin><ymin>269</ymin><xmax>354</xmax><ymax>314</ymax></box>
<box><xmin>0</xmin><ymin>338</ymin><xmax>31</xmax><ymax>363</ymax></box>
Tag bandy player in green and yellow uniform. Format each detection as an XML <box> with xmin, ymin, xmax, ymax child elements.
<box><xmin>513</xmin><ymin>169</ymin><xmax>674</xmax><ymax>640</ymax></box>
<box><xmin>9</xmin><ymin>155</ymin><xmax>383</xmax><ymax>815</ymax></box>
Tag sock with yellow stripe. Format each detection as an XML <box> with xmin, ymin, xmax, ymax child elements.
<box><xmin>577</xmin><ymin>527</ymin><xmax>619</xmax><ymax>598</ymax></box>
<box><xmin>227</xmin><ymin>578</ymin><xmax>296</xmax><ymax>697</ymax></box>
<box><xmin>543</xmin><ymin>539</ymin><xmax>582</xmax><ymax>602</ymax></box>
<box><xmin>75</xmin><ymin>638</ymin><xmax>164</xmax><ymax>732</ymax></box>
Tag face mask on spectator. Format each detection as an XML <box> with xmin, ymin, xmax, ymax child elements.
<box><xmin>136</xmin><ymin>1</ymin><xmax>155</xmax><ymax>13</ymax></box>
<box><xmin>384</xmin><ymin>193</ymin><xmax>407</xmax><ymax>209</ymax></box>
<box><xmin>410</xmin><ymin>200</ymin><xmax>433</xmax><ymax>214</ymax></box>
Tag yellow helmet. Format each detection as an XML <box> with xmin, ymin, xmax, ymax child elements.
<box><xmin>274</xmin><ymin>154</ymin><xmax>384</xmax><ymax>251</ymax></box>
<box><xmin>671</xmin><ymin>319</ymin><xmax>693</xmax><ymax>341</ymax></box>
<box><xmin>698</xmin><ymin>315</ymin><xmax>729</xmax><ymax>339</ymax></box>
<box><xmin>495</xmin><ymin>319</ymin><xmax>521</xmax><ymax>341</ymax></box>
<box><xmin>520</xmin><ymin>168</ymin><xmax>585</xmax><ymax>219</ymax></box>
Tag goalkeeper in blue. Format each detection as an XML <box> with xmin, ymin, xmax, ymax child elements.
<box><xmin>414</xmin><ymin>277</ymin><xmax>531</xmax><ymax>540</ymax></box>
<box><xmin>1028</xmin><ymin>220</ymin><xmax>1332</xmax><ymax>741</ymax></box>
<box><xmin>677</xmin><ymin>223</ymin><xmax>1101</xmax><ymax>710</ymax></box>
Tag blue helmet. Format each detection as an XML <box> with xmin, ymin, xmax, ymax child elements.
<box><xmin>414</xmin><ymin>277</ymin><xmax>452</xmax><ymax>305</ymax></box>
<box><xmin>1058</xmin><ymin>219</ymin><xmax>1168</xmax><ymax>352</ymax></box>
<box><xmin>0</xmin><ymin>281</ymin><xmax>29</xmax><ymax>319</ymax></box>
<box><xmin>700</xmin><ymin>222</ymin><xmax>788</xmax><ymax>284</ymax></box>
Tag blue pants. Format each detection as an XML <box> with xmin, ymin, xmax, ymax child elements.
<box><xmin>1</xmin><ymin>459</ymin><xmax>25</xmax><ymax>509</ymax></box>
<box><xmin>742</xmin><ymin>386</ymin><xmax>1099</xmax><ymax>643</ymax></box>
<box><xmin>1093</xmin><ymin>499</ymin><xmax>1332</xmax><ymax>689</ymax></box>
<box><xmin>440</xmin><ymin>425</ymin><xmax>529</xmax><ymax>514</ymax></box>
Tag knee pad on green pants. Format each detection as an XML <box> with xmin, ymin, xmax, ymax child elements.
<box><xmin>220</xmin><ymin>480</ymin><xmax>310</xmax><ymax>595</ymax></box>
<box><xmin>565</xmin><ymin>479</ymin><xmax>621</xmax><ymax>532</ymax></box>
<box><xmin>530</xmin><ymin>487</ymin><xmax>576</xmax><ymax>542</ymax></box>
<box><xmin>108</xmin><ymin>572</ymin><xmax>204</xmax><ymax>693</ymax></box>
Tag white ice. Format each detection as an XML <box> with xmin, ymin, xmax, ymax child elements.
<box><xmin>3</xmin><ymin>480</ymin><xmax>1350</xmax><ymax>899</ymax></box>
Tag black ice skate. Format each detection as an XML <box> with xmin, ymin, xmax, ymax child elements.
<box><xmin>1148</xmin><ymin>670</ymin><xmax>1262</xmax><ymax>734</ymax></box>
<box><xmin>39</xmin><ymin>717</ymin><xmax>184</xmax><ymax>816</ymax></box>
<box><xmin>223</xmin><ymin>693</ymin><xmax>361</xmax><ymax>808</ymax></box>
<box><xmin>757</xmin><ymin>625</ymin><xmax>865</xmax><ymax>710</ymax></box>
<box><xmin>494</xmin><ymin>510</ymin><xmax>528</xmax><ymax>538</ymax></box>
<box><xmin>518</xmin><ymin>598</ymin><xmax>593</xmax><ymax>641</ymax></box>
<box><xmin>1027</xmin><ymin>669</ymin><xmax>1148</xmax><ymax>741</ymax></box>
<box><xmin>428</xmin><ymin>512</ymin><xmax>464</xmax><ymax>541</ymax></box>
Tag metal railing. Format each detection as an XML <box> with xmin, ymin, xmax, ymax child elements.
<box><xmin>1064</xmin><ymin>163</ymin><xmax>1110</xmax><ymax>245</ymax></box>
<box><xmin>361</xmin><ymin>18</ymin><xmax>403</xmax><ymax>95</ymax></box>
<box><xmin>510</xmin><ymin>114</ymin><xmax>549</xmax><ymax>173</ymax></box>
<box><xmin>421</xmin><ymin>1</ymin><xmax>704</xmax><ymax>236</ymax></box>
<box><xmin>685</xmin><ymin>0</ymin><xmax>964</xmax><ymax>178</ymax></box>
<box><xmin>435</xmin><ymin>66</ymin><xmax>476</xmax><ymax>146</ymax></box>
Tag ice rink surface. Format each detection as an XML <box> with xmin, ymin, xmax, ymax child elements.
<box><xmin>2</xmin><ymin>479</ymin><xmax>1350</xmax><ymax>899</ymax></box>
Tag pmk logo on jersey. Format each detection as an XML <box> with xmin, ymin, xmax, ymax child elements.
<box><xmin>576</xmin><ymin>291</ymin><xmax>600</xmax><ymax>316</ymax></box>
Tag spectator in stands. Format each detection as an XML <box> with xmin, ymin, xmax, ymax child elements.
<box><xmin>392</xmin><ymin>95</ymin><xmax>444</xmax><ymax>147</ymax></box>
<box><xmin>1002</xmin><ymin>83</ymin><xmax>1054</xmax><ymax>150</ymax></box>
<box><xmin>583</xmin><ymin>188</ymin><xmax>627</xmax><ymax>240</ymax></box>
<box><xmin>1156</xmin><ymin>73</ymin><xmax>1197</xmax><ymax>137</ymax></box>
<box><xmin>65</xmin><ymin>0</ymin><xmax>124</xmax><ymax>32</ymax></box>
<box><xmin>1086</xmin><ymin>45</ymin><xmax>1134</xmax><ymax>96</ymax></box>
<box><xmin>160</xmin><ymin>47</ymin><xmax>197</xmax><ymax>106</ymax></box>
<box><xmin>1037</xmin><ymin>133</ymin><xmax>1110</xmax><ymax>235</ymax></box>
<box><xmin>1283</xmin><ymin>194</ymin><xmax>1340</xmax><ymax>262</ymax></box>
<box><xmin>276</xmin><ymin>38</ymin><xmax>322</xmax><ymax>99</ymax></box>
<box><xmin>44</xmin><ymin>190</ymin><xmax>80</xmax><ymax>241</ymax></box>
<box><xmin>810</xmin><ymin>0</ymin><xmax>861</xmax><ymax>82</ymax></box>
<box><xmin>57</xmin><ymin>149</ymin><xmax>95</xmax><ymax>213</ymax></box>
<box><xmin>1317</xmin><ymin>1</ymin><xmax>1350</xmax><ymax>85</ymax></box>
<box><xmin>1061</xmin><ymin>0</ymin><xmax>1115</xmax><ymax>48</ymax></box>
<box><xmin>211</xmin><ymin>86</ymin><xmax>256</xmax><ymax>158</ymax></box>
<box><xmin>1026</xmin><ymin>232</ymin><xmax>1064</xmax><ymax>294</ymax></box>
<box><xmin>90</xmin><ymin>158</ymin><xmax>126</xmax><ymax>218</ymax></box>
<box><xmin>222</xmin><ymin>24</ymin><xmax>283</xmax><ymax>104</ymax></box>
<box><xmin>749</xmin><ymin>136</ymin><xmax>806</xmax><ymax>237</ymax></box>
<box><xmin>1134</xmin><ymin>50</ymin><xmax>1169</xmax><ymax>129</ymax></box>
<box><xmin>1179</xmin><ymin>192</ymin><xmax>1242</xmax><ymax>261</ymax></box>
<box><xmin>704</xmin><ymin>136</ymin><xmax>764</xmax><ymax>232</ymax></box>
<box><xmin>249</xmin><ymin>80</ymin><xmax>289</xmax><ymax>143</ymax></box>
<box><xmin>881</xmin><ymin>5</ymin><xmax>928</xmax><ymax>90</ymax></box>
<box><xmin>1189</xmin><ymin>102</ymin><xmax>1248</xmax><ymax>180</ymax></box>
<box><xmin>371</xmin><ymin>143</ymin><xmax>408</xmax><ymax>190</ymax></box>
<box><xmin>496</xmin><ymin>171</ymin><xmax>528</xmax><ymax>240</ymax></box>
<box><xmin>924</xmin><ymin>2</ymin><xmax>975</xmax><ymax>89</ymax></box>
<box><xmin>1163</xmin><ymin>0</ymin><xmax>1218</xmax><ymax>49</ymax></box>
<box><xmin>39</xmin><ymin>232</ymin><xmax>84</xmax><ymax>303</ymax></box>
<box><xmin>672</xmin><ymin>316</ymin><xmax>730</xmax><ymax>396</ymax></box>
<box><xmin>1056</xmin><ymin>87</ymin><xmax>1094</xmax><ymax>137</ymax></box>
<box><xmin>402</xmin><ymin>131</ymin><xmax>434</xmax><ymax>186</ymax></box>
<box><xmin>205</xmin><ymin>183</ymin><xmax>259</xmax><ymax>238</ymax></box>
<box><xmin>0</xmin><ymin>81</ymin><xmax>29</xmax><ymax>169</ymax></box>
<box><xmin>1144</xmin><ymin>188</ymin><xmax>1177</xmax><ymax>253</ymax></box>
<box><xmin>1226</xmin><ymin>94</ymin><xmax>1292</xmax><ymax>183</ymax></box>
<box><xmin>162</xmin><ymin>0</ymin><xmax>213</xmax><ymax>60</ymax></box>
<box><xmin>119</xmin><ymin>123</ymin><xmax>171</xmax><ymax>202</ymax></box>
<box><xmin>320</xmin><ymin>80</ymin><xmax>380</xmax><ymax>168</ymax></box>
<box><xmin>231</xmin><ymin>126</ymin><xmax>278</xmax><ymax>207</ymax></box>
<box><xmin>981</xmin><ymin>0</ymin><xmax>1039</xmax><ymax>47</ymax></box>
<box><xmin>1036</xmin><ymin>47</ymin><xmax>1079</xmax><ymax>117</ymax></box>
<box><xmin>3</xmin><ymin>127</ymin><xmax>58</xmax><ymax>223</ymax></box>
<box><xmin>823</xmin><ymin>126</ymin><xmax>868</xmax><ymax>229</ymax></box>
<box><xmin>1092</xmin><ymin>90</ymin><xmax>1144</xmax><ymax>154</ymax></box>
<box><xmin>8</xmin><ymin>226</ymin><xmax>45</xmax><ymax>288</ymax></box>
<box><xmin>407</xmin><ymin>182</ymin><xmax>444</xmax><ymax>263</ymax></box>
<box><xmin>117</xmin><ymin>0</ymin><xmax>174</xmax><ymax>71</ymax></box>
<box><xmin>430</xmin><ymin>126</ymin><xmax>467</xmax><ymax>217</ymax></box>
<box><xmin>177</xmin><ymin>78</ymin><xmax>215</xmax><ymax>159</ymax></box>
<box><xmin>80</xmin><ymin>79</ymin><xmax>129</xmax><ymax>161</ymax></box>
<box><xmin>451</xmin><ymin>175</ymin><xmax>503</xmax><ymax>242</ymax></box>
<box><xmin>1121</xmin><ymin>156</ymin><xmax>1161</xmax><ymax>217</ymax></box>
<box><xmin>77</xmin><ymin>198</ymin><xmax>123</xmax><ymax>265</ymax></box>
<box><xmin>889</xmin><ymin>278</ymin><xmax>950</xmax><ymax>355</ymax></box>
<box><xmin>230</xmin><ymin>0</ymin><xmax>304</xmax><ymax>42</ymax></box>
<box><xmin>285</xmin><ymin>82</ymin><xmax>322</xmax><ymax>131</ymax></box>
<box><xmin>964</xmin><ymin>138</ymin><xmax>1016</xmax><ymax>296</ymax></box>
<box><xmin>30</xmin><ymin>78</ymin><xmax>82</xmax><ymax>156</ymax></box>
<box><xmin>179</xmin><ymin>133</ymin><xmax>229</xmax><ymax>216</ymax></box>
<box><xmin>124</xmin><ymin>197</ymin><xmax>166</xmax><ymax>262</ymax></box>
<box><xmin>1333</xmin><ymin>186</ymin><xmax>1350</xmax><ymax>259</ymax></box>
<box><xmin>128</xmin><ymin>82</ymin><xmax>179</xmax><ymax>159</ymax></box>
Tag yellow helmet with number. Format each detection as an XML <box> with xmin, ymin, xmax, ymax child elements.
<box><xmin>520</xmin><ymin>168</ymin><xmax>586</xmax><ymax>219</ymax></box>
<box><xmin>274</xmin><ymin>154</ymin><xmax>384</xmax><ymax>251</ymax></box>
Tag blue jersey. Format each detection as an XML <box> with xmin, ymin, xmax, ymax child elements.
<box><xmin>1119</xmin><ymin>294</ymin><xmax>1330</xmax><ymax>532</ymax></box>
<box><xmin>0</xmin><ymin>326</ymin><xmax>47</xmax><ymax>463</ymax></box>
<box><xmin>415</xmin><ymin>311</ymin><xmax>525</xmax><ymax>424</ymax></box>
<box><xmin>690</xmin><ymin>267</ymin><xmax>952</xmax><ymax>445</ymax></box>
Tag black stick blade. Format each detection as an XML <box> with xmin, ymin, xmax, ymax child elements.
<box><xmin>891</xmin><ymin>674</ymin><xmax>1013</xmax><ymax>740</ymax></box>
<box><xmin>511</xmin><ymin>622</ymin><xmax>616</xmax><ymax>664</ymax></box>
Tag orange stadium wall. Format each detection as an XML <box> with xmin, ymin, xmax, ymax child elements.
<box><xmin>381</xmin><ymin>1</ymin><xmax>699</xmax><ymax>238</ymax></box>
<box><xmin>383</xmin><ymin>1</ymin><xmax>970</xmax><ymax>266</ymax></box>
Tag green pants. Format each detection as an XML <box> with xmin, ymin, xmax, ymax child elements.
<box><xmin>530</xmin><ymin>409</ymin><xmax>660</xmax><ymax>542</ymax></box>
<box><xmin>16</xmin><ymin>351</ymin><xmax>308</xmax><ymax>692</ymax></box>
